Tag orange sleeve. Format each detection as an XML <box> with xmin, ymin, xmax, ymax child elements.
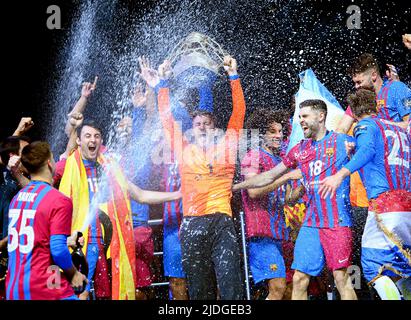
<box><xmin>227</xmin><ymin>79</ymin><xmax>246</xmax><ymax>131</ymax></box>
<box><xmin>157</xmin><ymin>87</ymin><xmax>184</xmax><ymax>164</ymax></box>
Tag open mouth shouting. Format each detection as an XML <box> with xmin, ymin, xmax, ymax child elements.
<box><xmin>88</xmin><ymin>144</ymin><xmax>97</xmax><ymax>153</ymax></box>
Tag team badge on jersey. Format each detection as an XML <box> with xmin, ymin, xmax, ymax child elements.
<box><xmin>325</xmin><ymin>148</ymin><xmax>334</xmax><ymax>157</ymax></box>
<box><xmin>269</xmin><ymin>264</ymin><xmax>278</xmax><ymax>271</ymax></box>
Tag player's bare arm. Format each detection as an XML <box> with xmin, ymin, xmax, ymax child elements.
<box><xmin>64</xmin><ymin>76</ymin><xmax>98</xmax><ymax>137</ymax></box>
<box><xmin>127</xmin><ymin>181</ymin><xmax>181</xmax><ymax>204</ymax></box>
<box><xmin>13</xmin><ymin>117</ymin><xmax>34</xmax><ymax>136</ymax></box>
<box><xmin>233</xmin><ymin>161</ymin><xmax>289</xmax><ymax>191</ymax></box>
<box><xmin>60</xmin><ymin>112</ymin><xmax>84</xmax><ymax>159</ymax></box>
<box><xmin>247</xmin><ymin>169</ymin><xmax>302</xmax><ymax>199</ymax></box>
<box><xmin>285</xmin><ymin>184</ymin><xmax>305</xmax><ymax>207</ymax></box>
<box><xmin>335</xmin><ymin>113</ymin><xmax>355</xmax><ymax>134</ymax></box>
<box><xmin>138</xmin><ymin>56</ymin><xmax>161</xmax><ymax>88</ymax></box>
<box><xmin>8</xmin><ymin>154</ymin><xmax>30</xmax><ymax>187</ymax></box>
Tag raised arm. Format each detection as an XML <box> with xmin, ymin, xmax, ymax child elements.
<box><xmin>64</xmin><ymin>76</ymin><xmax>98</xmax><ymax>137</ymax></box>
<box><xmin>403</xmin><ymin>34</ymin><xmax>411</xmax><ymax>50</ymax></box>
<box><xmin>60</xmin><ymin>112</ymin><xmax>84</xmax><ymax>160</ymax></box>
<box><xmin>13</xmin><ymin>117</ymin><xmax>34</xmax><ymax>137</ymax></box>
<box><xmin>138</xmin><ymin>57</ymin><xmax>184</xmax><ymax>162</ymax></box>
<box><xmin>7</xmin><ymin>155</ymin><xmax>30</xmax><ymax>187</ymax></box>
<box><xmin>224</xmin><ymin>56</ymin><xmax>246</xmax><ymax>131</ymax></box>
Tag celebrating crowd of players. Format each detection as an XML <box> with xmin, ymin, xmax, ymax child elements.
<box><xmin>0</xmin><ymin>34</ymin><xmax>410</xmax><ymax>300</ymax></box>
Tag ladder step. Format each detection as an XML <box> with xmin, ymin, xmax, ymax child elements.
<box><xmin>150</xmin><ymin>282</ymin><xmax>169</xmax><ymax>287</ymax></box>
<box><xmin>148</xmin><ymin>219</ymin><xmax>163</xmax><ymax>226</ymax></box>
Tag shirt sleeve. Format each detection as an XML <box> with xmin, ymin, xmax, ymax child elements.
<box><xmin>50</xmin><ymin>195</ymin><xmax>73</xmax><ymax>236</ymax></box>
<box><xmin>390</xmin><ymin>81</ymin><xmax>411</xmax><ymax>119</ymax></box>
<box><xmin>50</xmin><ymin>234</ymin><xmax>73</xmax><ymax>270</ymax></box>
<box><xmin>226</xmin><ymin>78</ymin><xmax>246</xmax><ymax>131</ymax></box>
<box><xmin>157</xmin><ymin>84</ymin><xmax>185</xmax><ymax>164</ymax></box>
<box><xmin>283</xmin><ymin>144</ymin><xmax>300</xmax><ymax>169</ymax></box>
<box><xmin>344</xmin><ymin>122</ymin><xmax>377</xmax><ymax>173</ymax></box>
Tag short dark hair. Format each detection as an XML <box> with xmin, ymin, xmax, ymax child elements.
<box><xmin>348</xmin><ymin>53</ymin><xmax>380</xmax><ymax>76</ymax></box>
<box><xmin>76</xmin><ymin>120</ymin><xmax>103</xmax><ymax>138</ymax></box>
<box><xmin>246</xmin><ymin>109</ymin><xmax>289</xmax><ymax>137</ymax></box>
<box><xmin>0</xmin><ymin>135</ymin><xmax>31</xmax><ymax>165</ymax></box>
<box><xmin>20</xmin><ymin>141</ymin><xmax>52</xmax><ymax>174</ymax></box>
<box><xmin>190</xmin><ymin>110</ymin><xmax>216</xmax><ymax>124</ymax></box>
<box><xmin>346</xmin><ymin>89</ymin><xmax>377</xmax><ymax>118</ymax></box>
<box><xmin>299</xmin><ymin>99</ymin><xmax>328</xmax><ymax>118</ymax></box>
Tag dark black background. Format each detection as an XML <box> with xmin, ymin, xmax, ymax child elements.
<box><xmin>1</xmin><ymin>0</ymin><xmax>410</xmax><ymax>142</ymax></box>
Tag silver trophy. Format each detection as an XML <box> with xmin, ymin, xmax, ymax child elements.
<box><xmin>167</xmin><ymin>32</ymin><xmax>229</xmax><ymax>88</ymax></box>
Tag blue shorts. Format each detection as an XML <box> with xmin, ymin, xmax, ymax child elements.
<box><xmin>163</xmin><ymin>227</ymin><xmax>186</xmax><ymax>278</ymax></box>
<box><xmin>291</xmin><ymin>226</ymin><xmax>353</xmax><ymax>276</ymax></box>
<box><xmin>248</xmin><ymin>237</ymin><xmax>286</xmax><ymax>284</ymax></box>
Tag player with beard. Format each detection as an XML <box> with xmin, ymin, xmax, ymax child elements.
<box><xmin>336</xmin><ymin>53</ymin><xmax>410</xmax><ymax>133</ymax></box>
<box><xmin>234</xmin><ymin>99</ymin><xmax>358</xmax><ymax>300</ymax></box>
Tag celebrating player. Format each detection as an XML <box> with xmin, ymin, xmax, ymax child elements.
<box><xmin>6</xmin><ymin>141</ymin><xmax>87</xmax><ymax>300</ymax></box>
<box><xmin>319</xmin><ymin>89</ymin><xmax>411</xmax><ymax>300</ymax></box>
<box><xmin>234</xmin><ymin>99</ymin><xmax>358</xmax><ymax>300</ymax></box>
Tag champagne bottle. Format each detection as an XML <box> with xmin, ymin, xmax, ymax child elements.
<box><xmin>71</xmin><ymin>232</ymin><xmax>89</xmax><ymax>294</ymax></box>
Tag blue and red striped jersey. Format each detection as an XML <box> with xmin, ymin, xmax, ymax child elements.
<box><xmin>162</xmin><ymin>163</ymin><xmax>183</xmax><ymax>232</ymax></box>
<box><xmin>6</xmin><ymin>181</ymin><xmax>74</xmax><ymax>300</ymax></box>
<box><xmin>283</xmin><ymin>131</ymin><xmax>353</xmax><ymax>228</ymax></box>
<box><xmin>376</xmin><ymin>80</ymin><xmax>411</xmax><ymax>122</ymax></box>
<box><xmin>241</xmin><ymin>148</ymin><xmax>289</xmax><ymax>240</ymax></box>
<box><xmin>345</xmin><ymin>116</ymin><xmax>410</xmax><ymax>199</ymax></box>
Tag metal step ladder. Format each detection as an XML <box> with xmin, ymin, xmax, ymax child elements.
<box><xmin>147</xmin><ymin>213</ymin><xmax>252</xmax><ymax>300</ymax></box>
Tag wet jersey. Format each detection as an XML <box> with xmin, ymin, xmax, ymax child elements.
<box><xmin>345</xmin><ymin>80</ymin><xmax>411</xmax><ymax>122</ymax></box>
<box><xmin>241</xmin><ymin>147</ymin><xmax>289</xmax><ymax>240</ymax></box>
<box><xmin>283</xmin><ymin>131</ymin><xmax>353</xmax><ymax>228</ymax></box>
<box><xmin>345</xmin><ymin>116</ymin><xmax>410</xmax><ymax>199</ymax></box>
<box><xmin>6</xmin><ymin>181</ymin><xmax>74</xmax><ymax>300</ymax></box>
<box><xmin>158</xmin><ymin>77</ymin><xmax>246</xmax><ymax>217</ymax></box>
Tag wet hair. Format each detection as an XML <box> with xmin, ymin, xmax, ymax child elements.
<box><xmin>0</xmin><ymin>135</ymin><xmax>31</xmax><ymax>165</ymax></box>
<box><xmin>348</xmin><ymin>53</ymin><xmax>380</xmax><ymax>76</ymax></box>
<box><xmin>299</xmin><ymin>99</ymin><xmax>328</xmax><ymax>119</ymax></box>
<box><xmin>76</xmin><ymin>120</ymin><xmax>103</xmax><ymax>138</ymax></box>
<box><xmin>346</xmin><ymin>89</ymin><xmax>377</xmax><ymax>118</ymax></box>
<box><xmin>246</xmin><ymin>109</ymin><xmax>289</xmax><ymax>137</ymax></box>
<box><xmin>190</xmin><ymin>110</ymin><xmax>216</xmax><ymax>124</ymax></box>
<box><xmin>20</xmin><ymin>141</ymin><xmax>52</xmax><ymax>174</ymax></box>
